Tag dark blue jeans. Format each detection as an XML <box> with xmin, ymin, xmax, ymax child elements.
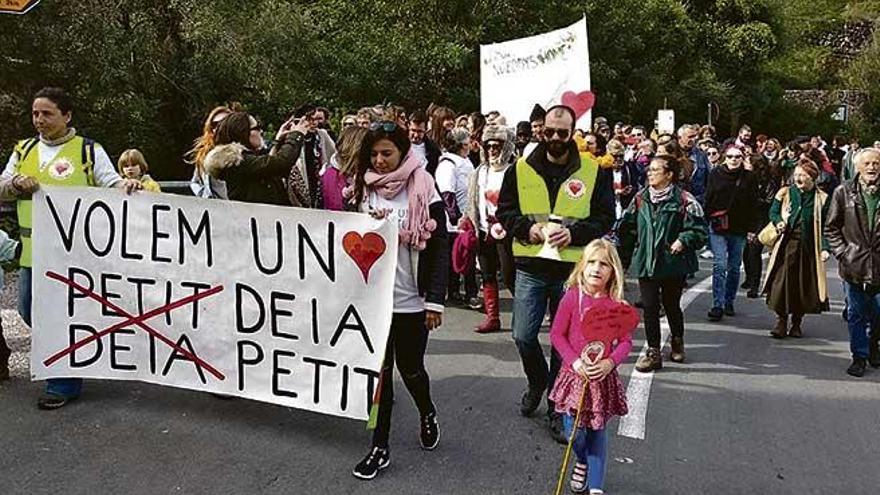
<box><xmin>845</xmin><ymin>282</ymin><xmax>880</xmax><ymax>359</ymax></box>
<box><xmin>563</xmin><ymin>415</ymin><xmax>608</xmax><ymax>491</ymax></box>
<box><xmin>512</xmin><ymin>269</ymin><xmax>564</xmax><ymax>408</ymax></box>
<box><xmin>709</xmin><ymin>231</ymin><xmax>746</xmax><ymax>309</ymax></box>
<box><xmin>19</xmin><ymin>267</ymin><xmax>82</xmax><ymax>398</ymax></box>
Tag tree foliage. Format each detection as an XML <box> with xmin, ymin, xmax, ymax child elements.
<box><xmin>0</xmin><ymin>0</ymin><xmax>872</xmax><ymax>180</ymax></box>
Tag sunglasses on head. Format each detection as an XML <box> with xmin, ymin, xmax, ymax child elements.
<box><xmin>370</xmin><ymin>120</ymin><xmax>397</xmax><ymax>132</ymax></box>
<box><xmin>542</xmin><ymin>127</ymin><xmax>570</xmax><ymax>140</ymax></box>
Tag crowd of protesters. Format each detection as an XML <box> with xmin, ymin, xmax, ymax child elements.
<box><xmin>1</xmin><ymin>86</ymin><xmax>879</xmax><ymax>492</ymax></box>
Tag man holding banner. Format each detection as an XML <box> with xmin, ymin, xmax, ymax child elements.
<box><xmin>497</xmin><ymin>105</ymin><xmax>614</xmax><ymax>441</ymax></box>
<box><xmin>0</xmin><ymin>87</ymin><xmax>141</xmax><ymax>409</ymax></box>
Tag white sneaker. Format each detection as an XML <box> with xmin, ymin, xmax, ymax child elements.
<box><xmin>700</xmin><ymin>249</ymin><xmax>714</xmax><ymax>259</ymax></box>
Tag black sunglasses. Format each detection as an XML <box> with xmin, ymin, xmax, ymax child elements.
<box><xmin>484</xmin><ymin>141</ymin><xmax>504</xmax><ymax>151</ymax></box>
<box><xmin>543</xmin><ymin>127</ymin><xmax>570</xmax><ymax>140</ymax></box>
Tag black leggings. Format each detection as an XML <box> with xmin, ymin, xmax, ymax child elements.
<box><xmin>478</xmin><ymin>232</ymin><xmax>515</xmax><ymax>294</ymax></box>
<box><xmin>742</xmin><ymin>240</ymin><xmax>764</xmax><ymax>291</ymax></box>
<box><xmin>372</xmin><ymin>312</ymin><xmax>435</xmax><ymax>448</ymax></box>
<box><xmin>638</xmin><ymin>277</ymin><xmax>685</xmax><ymax>349</ymax></box>
<box><xmin>0</xmin><ymin>318</ymin><xmax>8</xmax><ymax>359</ymax></box>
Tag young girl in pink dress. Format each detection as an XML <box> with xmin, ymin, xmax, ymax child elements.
<box><xmin>549</xmin><ymin>239</ymin><xmax>640</xmax><ymax>494</ymax></box>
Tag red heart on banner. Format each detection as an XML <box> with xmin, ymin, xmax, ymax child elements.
<box><xmin>561</xmin><ymin>90</ymin><xmax>596</xmax><ymax>120</ymax></box>
<box><xmin>343</xmin><ymin>232</ymin><xmax>387</xmax><ymax>283</ymax></box>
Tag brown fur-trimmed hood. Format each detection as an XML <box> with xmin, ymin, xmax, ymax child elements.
<box><xmin>204</xmin><ymin>143</ymin><xmax>247</xmax><ymax>178</ymax></box>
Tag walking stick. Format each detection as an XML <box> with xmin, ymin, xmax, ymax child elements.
<box><xmin>554</xmin><ymin>342</ymin><xmax>605</xmax><ymax>495</ymax></box>
<box><xmin>554</xmin><ymin>379</ymin><xmax>589</xmax><ymax>495</ymax></box>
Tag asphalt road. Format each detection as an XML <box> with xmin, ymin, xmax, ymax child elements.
<box><xmin>1</xmin><ymin>260</ymin><xmax>878</xmax><ymax>494</ymax></box>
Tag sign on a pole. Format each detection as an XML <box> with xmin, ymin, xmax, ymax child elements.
<box><xmin>480</xmin><ymin>16</ymin><xmax>593</xmax><ymax>129</ymax></box>
<box><xmin>31</xmin><ymin>187</ymin><xmax>398</xmax><ymax>421</ymax></box>
<box><xmin>657</xmin><ymin>110</ymin><xmax>676</xmax><ymax>135</ymax></box>
<box><xmin>0</xmin><ymin>0</ymin><xmax>40</xmax><ymax>14</ymax></box>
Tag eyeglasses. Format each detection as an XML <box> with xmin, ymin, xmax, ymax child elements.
<box><xmin>542</xmin><ymin>127</ymin><xmax>570</xmax><ymax>140</ymax></box>
<box><xmin>725</xmin><ymin>154</ymin><xmax>743</xmax><ymax>159</ymax></box>
<box><xmin>707</xmin><ymin>151</ymin><xmax>719</xmax><ymax>156</ymax></box>
<box><xmin>370</xmin><ymin>120</ymin><xmax>397</xmax><ymax>132</ymax></box>
<box><xmin>342</xmin><ymin>120</ymin><xmax>356</xmax><ymax>128</ymax></box>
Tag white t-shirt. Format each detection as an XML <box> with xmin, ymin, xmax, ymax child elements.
<box><xmin>364</xmin><ymin>187</ymin><xmax>442</xmax><ymax>314</ymax></box>
<box><xmin>3</xmin><ymin>138</ymin><xmax>122</xmax><ymax>189</ymax></box>
<box><xmin>434</xmin><ymin>152</ymin><xmax>472</xmax><ymax>233</ymax></box>
<box><xmin>411</xmin><ymin>142</ymin><xmax>427</xmax><ymax>168</ymax></box>
<box><xmin>477</xmin><ymin>164</ymin><xmax>508</xmax><ymax>232</ymax></box>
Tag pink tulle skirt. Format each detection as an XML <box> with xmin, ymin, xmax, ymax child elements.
<box><xmin>549</xmin><ymin>366</ymin><xmax>628</xmax><ymax>430</ymax></box>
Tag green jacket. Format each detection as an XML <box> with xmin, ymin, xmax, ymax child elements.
<box><xmin>617</xmin><ymin>187</ymin><xmax>708</xmax><ymax>279</ymax></box>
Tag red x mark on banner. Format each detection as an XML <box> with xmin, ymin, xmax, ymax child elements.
<box><xmin>42</xmin><ymin>270</ymin><xmax>226</xmax><ymax>381</ymax></box>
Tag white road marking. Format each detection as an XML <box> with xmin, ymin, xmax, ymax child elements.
<box><xmin>617</xmin><ymin>275</ymin><xmax>714</xmax><ymax>440</ymax></box>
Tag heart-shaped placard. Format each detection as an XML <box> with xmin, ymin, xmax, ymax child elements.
<box><xmin>342</xmin><ymin>231</ymin><xmax>387</xmax><ymax>283</ymax></box>
<box><xmin>561</xmin><ymin>90</ymin><xmax>596</xmax><ymax>120</ymax></box>
<box><xmin>581</xmin><ymin>341</ymin><xmax>606</xmax><ymax>366</ymax></box>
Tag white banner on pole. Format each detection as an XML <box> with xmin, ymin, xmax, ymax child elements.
<box><xmin>31</xmin><ymin>187</ymin><xmax>398</xmax><ymax>421</ymax></box>
<box><xmin>480</xmin><ymin>16</ymin><xmax>592</xmax><ymax>129</ymax></box>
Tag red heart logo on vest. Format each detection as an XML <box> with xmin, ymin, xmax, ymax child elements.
<box><xmin>568</xmin><ymin>180</ymin><xmax>583</xmax><ymax>196</ymax></box>
<box><xmin>485</xmin><ymin>190</ymin><xmax>500</xmax><ymax>207</ymax></box>
<box><xmin>343</xmin><ymin>232</ymin><xmax>387</xmax><ymax>283</ymax></box>
<box><xmin>561</xmin><ymin>90</ymin><xmax>596</xmax><ymax>120</ymax></box>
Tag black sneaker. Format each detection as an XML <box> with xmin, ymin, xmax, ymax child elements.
<box><xmin>723</xmin><ymin>303</ymin><xmax>735</xmax><ymax>316</ymax></box>
<box><xmin>547</xmin><ymin>412</ymin><xmax>567</xmax><ymax>445</ymax></box>
<box><xmin>846</xmin><ymin>358</ymin><xmax>867</xmax><ymax>378</ymax></box>
<box><xmin>352</xmin><ymin>446</ymin><xmax>390</xmax><ymax>480</ymax></box>
<box><xmin>869</xmin><ymin>342</ymin><xmax>880</xmax><ymax>369</ymax></box>
<box><xmin>36</xmin><ymin>393</ymin><xmax>75</xmax><ymax>410</ymax></box>
<box><xmin>419</xmin><ymin>412</ymin><xmax>440</xmax><ymax>450</ymax></box>
<box><xmin>707</xmin><ymin>307</ymin><xmax>723</xmax><ymax>321</ymax></box>
<box><xmin>746</xmin><ymin>290</ymin><xmax>759</xmax><ymax>299</ymax></box>
<box><xmin>520</xmin><ymin>387</ymin><xmax>543</xmax><ymax>417</ymax></box>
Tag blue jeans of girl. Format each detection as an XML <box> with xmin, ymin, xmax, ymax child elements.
<box><xmin>563</xmin><ymin>414</ymin><xmax>608</xmax><ymax>491</ymax></box>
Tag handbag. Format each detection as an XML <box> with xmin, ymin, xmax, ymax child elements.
<box><xmin>708</xmin><ymin>175</ymin><xmax>742</xmax><ymax>233</ymax></box>
<box><xmin>757</xmin><ymin>222</ymin><xmax>779</xmax><ymax>247</ymax></box>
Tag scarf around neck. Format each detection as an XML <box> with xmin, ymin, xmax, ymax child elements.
<box><xmin>860</xmin><ymin>176</ymin><xmax>879</xmax><ymax>197</ymax></box>
<box><xmin>40</xmin><ymin>127</ymin><xmax>77</xmax><ymax>146</ymax></box>
<box><xmin>365</xmin><ymin>151</ymin><xmax>437</xmax><ymax>250</ymax></box>
<box><xmin>648</xmin><ymin>184</ymin><xmax>673</xmax><ymax>204</ymax></box>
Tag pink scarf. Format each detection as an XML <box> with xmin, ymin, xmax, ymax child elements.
<box><xmin>364</xmin><ymin>151</ymin><xmax>437</xmax><ymax>250</ymax></box>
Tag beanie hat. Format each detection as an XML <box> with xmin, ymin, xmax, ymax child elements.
<box><xmin>516</xmin><ymin>121</ymin><xmax>531</xmax><ymax>136</ymax></box>
<box><xmin>482</xmin><ymin>124</ymin><xmax>509</xmax><ymax>143</ymax></box>
<box><xmin>529</xmin><ymin>104</ymin><xmax>546</xmax><ymax>123</ymax></box>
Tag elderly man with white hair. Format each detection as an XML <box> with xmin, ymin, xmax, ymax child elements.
<box><xmin>826</xmin><ymin>147</ymin><xmax>880</xmax><ymax>377</ymax></box>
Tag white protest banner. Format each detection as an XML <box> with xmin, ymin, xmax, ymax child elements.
<box><xmin>480</xmin><ymin>16</ymin><xmax>593</xmax><ymax>129</ymax></box>
<box><xmin>657</xmin><ymin>110</ymin><xmax>676</xmax><ymax>135</ymax></box>
<box><xmin>31</xmin><ymin>186</ymin><xmax>398</xmax><ymax>421</ymax></box>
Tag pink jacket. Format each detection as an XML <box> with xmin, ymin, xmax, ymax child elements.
<box><xmin>322</xmin><ymin>167</ymin><xmax>348</xmax><ymax>211</ymax></box>
<box><xmin>550</xmin><ymin>288</ymin><xmax>639</xmax><ymax>367</ymax></box>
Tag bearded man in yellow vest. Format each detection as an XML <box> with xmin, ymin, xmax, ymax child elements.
<box><xmin>0</xmin><ymin>87</ymin><xmax>142</xmax><ymax>410</ymax></box>
<box><xmin>497</xmin><ymin>105</ymin><xmax>615</xmax><ymax>442</ymax></box>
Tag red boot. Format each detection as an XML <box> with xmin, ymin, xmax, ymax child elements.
<box><xmin>475</xmin><ymin>282</ymin><xmax>501</xmax><ymax>333</ymax></box>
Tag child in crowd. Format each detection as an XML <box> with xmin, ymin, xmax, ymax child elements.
<box><xmin>118</xmin><ymin>149</ymin><xmax>161</xmax><ymax>192</ymax></box>
<box><xmin>549</xmin><ymin>239</ymin><xmax>639</xmax><ymax>494</ymax></box>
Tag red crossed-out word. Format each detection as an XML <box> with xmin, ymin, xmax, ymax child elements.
<box><xmin>43</xmin><ymin>270</ymin><xmax>226</xmax><ymax>381</ymax></box>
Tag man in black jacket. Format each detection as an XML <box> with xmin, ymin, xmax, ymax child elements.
<box><xmin>497</xmin><ymin>105</ymin><xmax>615</xmax><ymax>442</ymax></box>
<box><xmin>825</xmin><ymin>147</ymin><xmax>880</xmax><ymax>377</ymax></box>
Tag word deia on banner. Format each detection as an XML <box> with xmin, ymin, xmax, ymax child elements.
<box><xmin>30</xmin><ymin>187</ymin><xmax>398</xmax><ymax>421</ymax></box>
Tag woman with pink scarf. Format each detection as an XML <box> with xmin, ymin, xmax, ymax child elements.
<box><xmin>350</xmin><ymin>121</ymin><xmax>449</xmax><ymax>481</ymax></box>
